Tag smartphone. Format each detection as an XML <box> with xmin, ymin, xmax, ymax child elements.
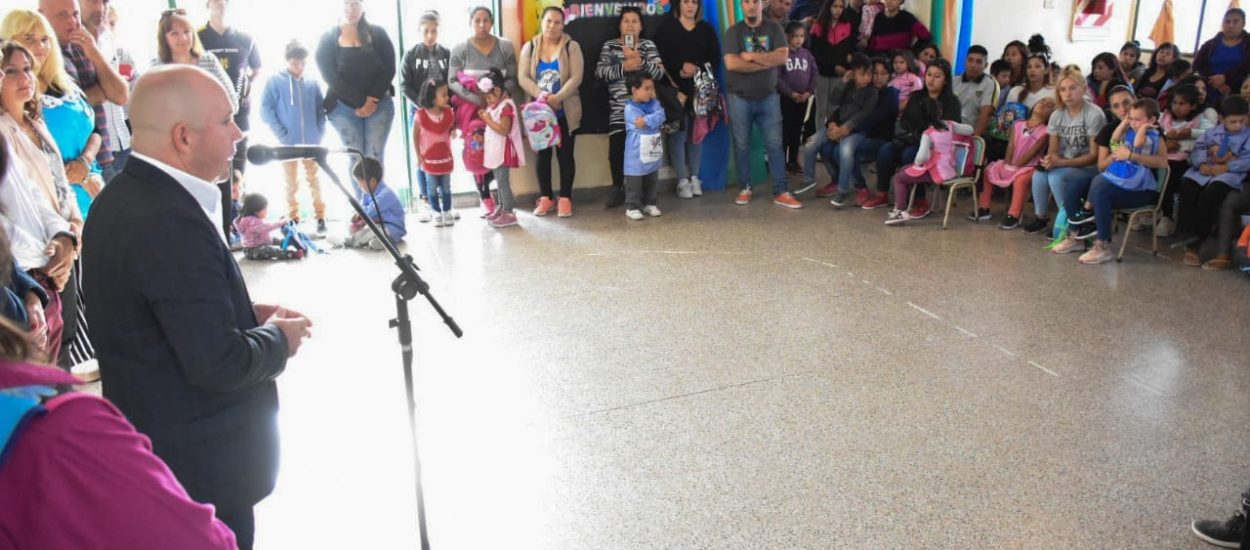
<box><xmin>624</xmin><ymin>34</ymin><xmax>635</xmax><ymax>50</ymax></box>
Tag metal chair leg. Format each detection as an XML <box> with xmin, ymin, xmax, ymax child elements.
<box><xmin>1117</xmin><ymin>211</ymin><xmax>1135</xmax><ymax>262</ymax></box>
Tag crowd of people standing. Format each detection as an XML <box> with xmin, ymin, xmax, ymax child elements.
<box><xmin>2</xmin><ymin>0</ymin><xmax>1250</xmax><ymax>548</ymax></box>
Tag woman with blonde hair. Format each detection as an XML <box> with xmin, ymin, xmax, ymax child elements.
<box><xmin>1</xmin><ymin>9</ymin><xmax>101</xmax><ymax>218</ymax></box>
<box><xmin>1024</xmin><ymin>65</ymin><xmax>1107</xmax><ymax>236</ymax></box>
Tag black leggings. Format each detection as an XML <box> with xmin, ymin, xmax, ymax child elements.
<box><xmin>1217</xmin><ymin>189</ymin><xmax>1250</xmax><ymax>257</ymax></box>
<box><xmin>780</xmin><ymin>95</ymin><xmax>807</xmax><ymax>167</ymax></box>
<box><xmin>475</xmin><ymin>171</ymin><xmax>495</xmax><ymax>200</ymax></box>
<box><xmin>1178</xmin><ymin>178</ymin><xmax>1236</xmax><ymax>245</ymax></box>
<box><xmin>1162</xmin><ymin>159</ymin><xmax>1189</xmax><ymax>218</ymax></box>
<box><xmin>609</xmin><ymin>130</ymin><xmax>625</xmax><ymax>189</ymax></box>
<box><xmin>536</xmin><ymin>116</ymin><xmax>576</xmax><ymax>198</ymax></box>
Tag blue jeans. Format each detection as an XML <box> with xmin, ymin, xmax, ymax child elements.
<box><xmin>101</xmin><ymin>147</ymin><xmax>130</xmax><ymax>184</ymax></box>
<box><xmin>667</xmin><ymin>112</ymin><xmax>703</xmax><ymax>182</ymax></box>
<box><xmin>727</xmin><ymin>93</ymin><xmax>786</xmax><ymax>195</ymax></box>
<box><xmin>425</xmin><ymin>172</ymin><xmax>451</xmax><ymax>213</ymax></box>
<box><xmin>852</xmin><ymin>137</ymin><xmax>888</xmax><ymax>190</ymax></box>
<box><xmin>1062</xmin><ymin>175</ymin><xmax>1158</xmax><ymax>241</ymax></box>
<box><xmin>876</xmin><ymin>141</ymin><xmax>921</xmax><ymax>195</ymax></box>
<box><xmin>1031</xmin><ymin>166</ymin><xmax>1098</xmax><ymax>217</ymax></box>
<box><xmin>806</xmin><ymin>131</ymin><xmax>865</xmax><ymax>193</ymax></box>
<box><xmin>416</xmin><ymin>170</ymin><xmax>430</xmax><ymax>201</ymax></box>
<box><xmin>328</xmin><ymin>96</ymin><xmax>395</xmax><ymax>177</ymax></box>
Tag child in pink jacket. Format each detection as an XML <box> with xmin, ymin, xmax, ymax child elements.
<box><xmin>234</xmin><ymin>194</ymin><xmax>302</xmax><ymax>261</ymax></box>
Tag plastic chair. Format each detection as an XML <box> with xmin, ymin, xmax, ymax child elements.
<box><xmin>906</xmin><ymin>136</ymin><xmax>987</xmax><ymax>229</ymax></box>
<box><xmin>1113</xmin><ymin>165</ymin><xmax>1171</xmax><ymax>262</ymax></box>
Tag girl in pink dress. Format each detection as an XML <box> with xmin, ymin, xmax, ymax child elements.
<box><xmin>973</xmin><ymin>97</ymin><xmax>1056</xmax><ymax>229</ymax></box>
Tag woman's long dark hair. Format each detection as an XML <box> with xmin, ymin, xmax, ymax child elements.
<box><xmin>1018</xmin><ymin>53</ymin><xmax>1051</xmax><ymax>107</ymax></box>
<box><xmin>1091</xmin><ymin>51</ymin><xmax>1130</xmax><ymax>85</ymax></box>
<box><xmin>1146</xmin><ymin>42</ymin><xmax>1181</xmax><ymax>77</ymax></box>
<box><xmin>928</xmin><ymin>58</ymin><xmax>955</xmax><ymax>101</ymax></box>
<box><xmin>813</xmin><ymin>0</ymin><xmax>851</xmax><ymax>37</ymax></box>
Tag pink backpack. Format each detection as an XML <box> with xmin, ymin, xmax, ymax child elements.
<box><xmin>521</xmin><ymin>95</ymin><xmax>561</xmax><ymax>152</ymax></box>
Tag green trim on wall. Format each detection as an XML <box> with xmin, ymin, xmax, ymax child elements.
<box><xmin>930</xmin><ymin>0</ymin><xmax>946</xmax><ymax>47</ymax></box>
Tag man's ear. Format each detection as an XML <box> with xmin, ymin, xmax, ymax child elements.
<box><xmin>171</xmin><ymin>123</ymin><xmax>193</xmax><ymax>155</ymax></box>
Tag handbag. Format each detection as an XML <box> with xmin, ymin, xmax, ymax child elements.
<box><xmin>654</xmin><ymin>72</ymin><xmax>687</xmax><ymax>134</ymax></box>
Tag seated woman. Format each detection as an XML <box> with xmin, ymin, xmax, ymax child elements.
<box><xmin>1052</xmin><ymin>98</ymin><xmax>1167</xmax><ymax>264</ymax></box>
<box><xmin>1087</xmin><ymin>52</ymin><xmax>1132</xmax><ymax>112</ymax></box>
<box><xmin>1</xmin><ymin>10</ymin><xmax>103</xmax><ymax>218</ymax></box>
<box><xmin>1025</xmin><ymin>66</ymin><xmax>1106</xmax><ymax>236</ymax></box>
<box><xmin>1135</xmin><ymin>42</ymin><xmax>1180</xmax><ymax>99</ymax></box>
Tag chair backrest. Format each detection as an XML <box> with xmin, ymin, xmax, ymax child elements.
<box><xmin>1151</xmin><ymin>165</ymin><xmax>1171</xmax><ymax>210</ymax></box>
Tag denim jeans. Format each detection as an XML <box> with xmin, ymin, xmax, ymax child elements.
<box><xmin>876</xmin><ymin>141</ymin><xmax>920</xmax><ymax>195</ymax></box>
<box><xmin>1031</xmin><ymin>166</ymin><xmax>1098</xmax><ymax>217</ymax></box>
<box><xmin>1062</xmin><ymin>175</ymin><xmax>1157</xmax><ymax>241</ymax></box>
<box><xmin>727</xmin><ymin>93</ymin><xmax>786</xmax><ymax>195</ymax></box>
<box><xmin>852</xmin><ymin>137</ymin><xmax>888</xmax><ymax>189</ymax></box>
<box><xmin>101</xmin><ymin>147</ymin><xmax>130</xmax><ymax>184</ymax></box>
<box><xmin>425</xmin><ymin>172</ymin><xmax>452</xmax><ymax>213</ymax></box>
<box><xmin>807</xmin><ymin>131</ymin><xmax>865</xmax><ymax>193</ymax></box>
<box><xmin>328</xmin><ymin>96</ymin><xmax>395</xmax><ymax>187</ymax></box>
<box><xmin>416</xmin><ymin>170</ymin><xmax>430</xmax><ymax>201</ymax></box>
<box><xmin>666</xmin><ymin>112</ymin><xmax>703</xmax><ymax>182</ymax></box>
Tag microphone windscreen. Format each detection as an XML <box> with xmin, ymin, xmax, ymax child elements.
<box><xmin>245</xmin><ymin>145</ymin><xmax>274</xmax><ymax>166</ymax></box>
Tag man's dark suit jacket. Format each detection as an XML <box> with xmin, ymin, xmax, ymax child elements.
<box><xmin>82</xmin><ymin>156</ymin><xmax>289</xmax><ymax>511</ymax></box>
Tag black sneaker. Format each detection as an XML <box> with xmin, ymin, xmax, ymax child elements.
<box><xmin>1070</xmin><ymin>222</ymin><xmax>1098</xmax><ymax>240</ymax></box>
<box><xmin>966</xmin><ymin>208</ymin><xmax>991</xmax><ymax>222</ymax></box>
<box><xmin>999</xmin><ymin>215</ymin><xmax>1021</xmax><ymax>230</ymax></box>
<box><xmin>1022</xmin><ymin>217</ymin><xmax>1050</xmax><ymax>234</ymax></box>
<box><xmin>316</xmin><ymin>219</ymin><xmax>327</xmax><ymax>234</ymax></box>
<box><xmin>604</xmin><ymin>187</ymin><xmax>625</xmax><ymax>209</ymax></box>
<box><xmin>1192</xmin><ymin>494</ymin><xmax>1247</xmax><ymax>549</ymax></box>
<box><xmin>830</xmin><ymin>191</ymin><xmax>850</xmax><ymax>207</ymax></box>
<box><xmin>1068</xmin><ymin>208</ymin><xmax>1095</xmax><ymax>225</ymax></box>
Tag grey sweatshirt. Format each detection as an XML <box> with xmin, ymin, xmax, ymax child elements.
<box><xmin>826</xmin><ymin>83</ymin><xmax>879</xmax><ymax>131</ymax></box>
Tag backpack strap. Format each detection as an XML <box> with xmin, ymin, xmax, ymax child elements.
<box><xmin>0</xmin><ymin>392</ymin><xmax>48</xmax><ymax>470</ymax></box>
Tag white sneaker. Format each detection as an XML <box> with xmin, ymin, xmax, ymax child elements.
<box><xmin>367</xmin><ymin>237</ymin><xmax>386</xmax><ymax>250</ymax></box>
<box><xmin>643</xmin><ymin>205</ymin><xmax>662</xmax><ymax>217</ymax></box>
<box><xmin>417</xmin><ymin>207</ymin><xmax>432</xmax><ymax>223</ymax></box>
<box><xmin>677</xmin><ymin>178</ymin><xmax>693</xmax><ymax>199</ymax></box>
<box><xmin>626</xmin><ymin>209</ymin><xmax>645</xmax><ymax>220</ymax></box>
<box><xmin>884</xmin><ymin>209</ymin><xmax>908</xmax><ymax>226</ymax></box>
<box><xmin>1156</xmin><ymin>216</ymin><xmax>1175</xmax><ymax>237</ymax></box>
<box><xmin>452</xmin><ymin>210</ymin><xmax>461</xmax><ymax>220</ymax></box>
<box><xmin>443</xmin><ymin>211</ymin><xmax>456</xmax><ymax>226</ymax></box>
<box><xmin>432</xmin><ymin>213</ymin><xmax>446</xmax><ymax>227</ymax></box>
<box><xmin>691</xmin><ymin>176</ymin><xmax>703</xmax><ymax>196</ymax></box>
<box><xmin>1130</xmin><ymin>212</ymin><xmax>1153</xmax><ymax>232</ymax></box>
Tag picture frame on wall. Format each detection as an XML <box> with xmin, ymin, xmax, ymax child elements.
<box><xmin>1071</xmin><ymin>0</ymin><xmax>1117</xmax><ymax>41</ymax></box>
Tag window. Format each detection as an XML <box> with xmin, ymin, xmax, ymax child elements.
<box><xmin>1132</xmin><ymin>0</ymin><xmax>1241</xmax><ymax>54</ymax></box>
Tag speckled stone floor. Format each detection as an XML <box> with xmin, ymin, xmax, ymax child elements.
<box><xmin>162</xmin><ymin>184</ymin><xmax>1250</xmax><ymax>549</ymax></box>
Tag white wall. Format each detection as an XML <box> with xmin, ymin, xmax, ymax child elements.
<box><xmin>971</xmin><ymin>0</ymin><xmax>1136</xmax><ymax>74</ymax></box>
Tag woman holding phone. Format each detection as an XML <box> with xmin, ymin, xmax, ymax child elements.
<box><xmin>595</xmin><ymin>7</ymin><xmax>665</xmax><ymax>208</ymax></box>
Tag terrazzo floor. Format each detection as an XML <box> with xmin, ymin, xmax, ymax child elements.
<box><xmin>199</xmin><ymin>184</ymin><xmax>1250</xmax><ymax>549</ymax></box>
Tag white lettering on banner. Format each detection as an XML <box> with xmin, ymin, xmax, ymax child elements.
<box><xmin>564</xmin><ymin>0</ymin><xmax>672</xmax><ymax>23</ymax></box>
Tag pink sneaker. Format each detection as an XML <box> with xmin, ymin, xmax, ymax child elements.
<box><xmin>557</xmin><ymin>197</ymin><xmax>573</xmax><ymax>217</ymax></box>
<box><xmin>533</xmin><ymin>197</ymin><xmax>555</xmax><ymax>216</ymax></box>
<box><xmin>479</xmin><ymin>197</ymin><xmax>497</xmax><ymax>219</ymax></box>
<box><xmin>489</xmin><ymin>211</ymin><xmax>518</xmax><ymax>228</ymax></box>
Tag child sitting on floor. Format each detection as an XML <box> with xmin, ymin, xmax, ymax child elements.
<box><xmin>234</xmin><ymin>194</ymin><xmax>303</xmax><ymax>261</ymax></box>
<box><xmin>347</xmin><ymin>157</ymin><xmax>408</xmax><ymax>251</ymax></box>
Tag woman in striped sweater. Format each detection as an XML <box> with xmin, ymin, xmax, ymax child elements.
<box><xmin>595</xmin><ymin>6</ymin><xmax>666</xmax><ymax>208</ymax></box>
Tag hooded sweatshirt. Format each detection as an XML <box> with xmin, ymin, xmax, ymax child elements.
<box><xmin>260</xmin><ymin>69</ymin><xmax>327</xmax><ymax>146</ymax></box>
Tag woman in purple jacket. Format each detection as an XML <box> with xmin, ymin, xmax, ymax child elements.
<box><xmin>1195</xmin><ymin>8</ymin><xmax>1250</xmax><ymax>98</ymax></box>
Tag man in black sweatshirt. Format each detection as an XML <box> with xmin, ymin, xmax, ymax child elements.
<box><xmin>799</xmin><ymin>53</ymin><xmax>877</xmax><ymax>207</ymax></box>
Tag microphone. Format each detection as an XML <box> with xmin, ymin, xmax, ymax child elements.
<box><xmin>246</xmin><ymin>144</ymin><xmax>351</xmax><ymax>165</ymax></box>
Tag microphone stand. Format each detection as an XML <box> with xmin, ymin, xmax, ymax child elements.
<box><xmin>314</xmin><ymin>151</ymin><xmax>463</xmax><ymax>550</ymax></box>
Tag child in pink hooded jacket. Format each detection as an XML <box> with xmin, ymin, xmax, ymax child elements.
<box><xmin>233</xmin><ymin>194</ymin><xmax>302</xmax><ymax>261</ymax></box>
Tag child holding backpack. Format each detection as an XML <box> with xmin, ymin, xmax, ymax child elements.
<box><xmin>479</xmin><ymin>69</ymin><xmax>526</xmax><ymax>228</ymax></box>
